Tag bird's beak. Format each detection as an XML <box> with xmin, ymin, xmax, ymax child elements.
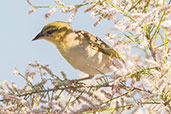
<box><xmin>32</xmin><ymin>32</ymin><xmax>45</xmax><ymax>41</ymax></box>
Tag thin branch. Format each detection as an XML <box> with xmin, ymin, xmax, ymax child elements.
<box><xmin>17</xmin><ymin>84</ymin><xmax>112</xmax><ymax>97</ymax></box>
<box><xmin>107</xmin><ymin>0</ymin><xmax>135</xmax><ymax>22</ymax></box>
<box><xmin>27</xmin><ymin>0</ymin><xmax>93</xmax><ymax>9</ymax></box>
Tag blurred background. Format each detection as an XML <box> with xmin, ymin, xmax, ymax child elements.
<box><xmin>0</xmin><ymin>0</ymin><xmax>116</xmax><ymax>87</ymax></box>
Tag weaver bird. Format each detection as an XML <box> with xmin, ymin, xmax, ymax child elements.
<box><xmin>33</xmin><ymin>21</ymin><xmax>126</xmax><ymax>81</ymax></box>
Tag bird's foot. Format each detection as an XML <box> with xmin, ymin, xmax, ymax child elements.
<box><xmin>68</xmin><ymin>75</ymin><xmax>94</xmax><ymax>84</ymax></box>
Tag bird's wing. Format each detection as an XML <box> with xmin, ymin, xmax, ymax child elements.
<box><xmin>75</xmin><ymin>30</ymin><xmax>125</xmax><ymax>63</ymax></box>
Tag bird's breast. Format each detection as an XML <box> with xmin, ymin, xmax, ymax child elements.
<box><xmin>57</xmin><ymin>44</ymin><xmax>112</xmax><ymax>75</ymax></box>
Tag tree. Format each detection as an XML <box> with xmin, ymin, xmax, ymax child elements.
<box><xmin>0</xmin><ymin>0</ymin><xmax>170</xmax><ymax>113</ymax></box>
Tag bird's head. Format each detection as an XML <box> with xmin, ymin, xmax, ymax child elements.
<box><xmin>33</xmin><ymin>21</ymin><xmax>72</xmax><ymax>44</ymax></box>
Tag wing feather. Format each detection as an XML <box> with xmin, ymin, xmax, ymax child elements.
<box><xmin>74</xmin><ymin>30</ymin><xmax>125</xmax><ymax>63</ymax></box>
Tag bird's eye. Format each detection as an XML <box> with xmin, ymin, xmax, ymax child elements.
<box><xmin>46</xmin><ymin>29</ymin><xmax>57</xmax><ymax>34</ymax></box>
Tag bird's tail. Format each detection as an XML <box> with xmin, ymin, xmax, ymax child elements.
<box><xmin>110</xmin><ymin>57</ymin><xmax>129</xmax><ymax>76</ymax></box>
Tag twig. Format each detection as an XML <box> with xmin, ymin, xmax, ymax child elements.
<box><xmin>149</xmin><ymin>39</ymin><xmax>157</xmax><ymax>62</ymax></box>
<box><xmin>27</xmin><ymin>0</ymin><xmax>93</xmax><ymax>9</ymax></box>
<box><xmin>18</xmin><ymin>84</ymin><xmax>112</xmax><ymax>97</ymax></box>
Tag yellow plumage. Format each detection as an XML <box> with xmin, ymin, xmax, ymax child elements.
<box><xmin>33</xmin><ymin>21</ymin><xmax>125</xmax><ymax>78</ymax></box>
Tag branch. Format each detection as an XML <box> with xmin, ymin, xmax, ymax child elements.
<box><xmin>18</xmin><ymin>84</ymin><xmax>112</xmax><ymax>97</ymax></box>
<box><xmin>27</xmin><ymin>0</ymin><xmax>93</xmax><ymax>9</ymax></box>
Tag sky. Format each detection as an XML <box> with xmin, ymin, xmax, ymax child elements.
<box><xmin>0</xmin><ymin>0</ymin><xmax>117</xmax><ymax>87</ymax></box>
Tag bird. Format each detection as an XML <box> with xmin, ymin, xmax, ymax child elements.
<box><xmin>33</xmin><ymin>21</ymin><xmax>126</xmax><ymax>81</ymax></box>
